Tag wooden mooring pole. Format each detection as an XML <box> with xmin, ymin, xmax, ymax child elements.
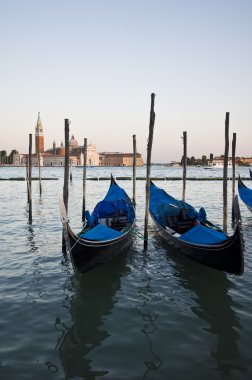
<box><xmin>132</xmin><ymin>134</ymin><xmax>136</xmax><ymax>207</ymax></box>
<box><xmin>232</xmin><ymin>132</ymin><xmax>236</xmax><ymax>223</ymax></box>
<box><xmin>82</xmin><ymin>138</ymin><xmax>87</xmax><ymax>222</ymax></box>
<box><xmin>26</xmin><ymin>154</ymin><xmax>29</xmax><ymax>202</ymax></box>
<box><xmin>223</xmin><ymin>112</ymin><xmax>229</xmax><ymax>233</ymax></box>
<box><xmin>62</xmin><ymin>119</ymin><xmax>70</xmax><ymax>253</ymax></box>
<box><xmin>182</xmin><ymin>131</ymin><xmax>187</xmax><ymax>201</ymax></box>
<box><xmin>144</xmin><ymin>93</ymin><xmax>156</xmax><ymax>250</ymax></box>
<box><xmin>63</xmin><ymin>119</ymin><xmax>70</xmax><ymax>213</ymax></box>
<box><xmin>232</xmin><ymin>132</ymin><xmax>236</xmax><ymax>202</ymax></box>
<box><xmin>28</xmin><ymin>133</ymin><xmax>32</xmax><ymax>223</ymax></box>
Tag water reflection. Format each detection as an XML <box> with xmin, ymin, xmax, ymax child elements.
<box><xmin>156</xmin><ymin>238</ymin><xmax>247</xmax><ymax>377</ymax></box>
<box><xmin>136</xmin><ymin>251</ymin><xmax>163</xmax><ymax>378</ymax></box>
<box><xmin>136</xmin><ymin>275</ymin><xmax>163</xmax><ymax>378</ymax></box>
<box><xmin>57</xmin><ymin>256</ymin><xmax>128</xmax><ymax>379</ymax></box>
<box><xmin>25</xmin><ymin>224</ymin><xmax>47</xmax><ymax>300</ymax></box>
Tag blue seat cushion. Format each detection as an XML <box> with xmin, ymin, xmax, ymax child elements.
<box><xmin>179</xmin><ymin>224</ymin><xmax>228</xmax><ymax>245</ymax></box>
<box><xmin>80</xmin><ymin>223</ymin><xmax>123</xmax><ymax>241</ymax></box>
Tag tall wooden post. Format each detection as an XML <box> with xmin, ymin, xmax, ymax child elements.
<box><xmin>232</xmin><ymin>133</ymin><xmax>236</xmax><ymax>202</ymax></box>
<box><xmin>63</xmin><ymin>119</ymin><xmax>70</xmax><ymax>214</ymax></box>
<box><xmin>231</xmin><ymin>132</ymin><xmax>236</xmax><ymax>223</ymax></box>
<box><xmin>62</xmin><ymin>119</ymin><xmax>70</xmax><ymax>253</ymax></box>
<box><xmin>182</xmin><ymin>131</ymin><xmax>187</xmax><ymax>201</ymax></box>
<box><xmin>223</xmin><ymin>112</ymin><xmax>229</xmax><ymax>233</ymax></box>
<box><xmin>26</xmin><ymin>154</ymin><xmax>29</xmax><ymax>202</ymax></box>
<box><xmin>144</xmin><ymin>93</ymin><xmax>156</xmax><ymax>250</ymax></box>
<box><xmin>38</xmin><ymin>153</ymin><xmax>42</xmax><ymax>196</ymax></box>
<box><xmin>132</xmin><ymin>134</ymin><xmax>136</xmax><ymax>207</ymax></box>
<box><xmin>82</xmin><ymin>138</ymin><xmax>87</xmax><ymax>222</ymax></box>
<box><xmin>28</xmin><ymin>134</ymin><xmax>32</xmax><ymax>223</ymax></box>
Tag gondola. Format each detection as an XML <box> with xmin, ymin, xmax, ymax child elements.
<box><xmin>149</xmin><ymin>181</ymin><xmax>244</xmax><ymax>275</ymax></box>
<box><xmin>238</xmin><ymin>175</ymin><xmax>252</xmax><ymax>213</ymax></box>
<box><xmin>250</xmin><ymin>168</ymin><xmax>252</xmax><ymax>180</ymax></box>
<box><xmin>59</xmin><ymin>176</ymin><xmax>135</xmax><ymax>274</ymax></box>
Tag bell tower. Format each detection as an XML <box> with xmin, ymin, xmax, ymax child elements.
<box><xmin>35</xmin><ymin>112</ymin><xmax>44</xmax><ymax>153</ymax></box>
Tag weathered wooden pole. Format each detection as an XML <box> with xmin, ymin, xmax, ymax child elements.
<box><xmin>182</xmin><ymin>131</ymin><xmax>187</xmax><ymax>201</ymax></box>
<box><xmin>62</xmin><ymin>119</ymin><xmax>70</xmax><ymax>253</ymax></box>
<box><xmin>144</xmin><ymin>93</ymin><xmax>156</xmax><ymax>250</ymax></box>
<box><xmin>28</xmin><ymin>133</ymin><xmax>32</xmax><ymax>223</ymax></box>
<box><xmin>38</xmin><ymin>152</ymin><xmax>42</xmax><ymax>196</ymax></box>
<box><xmin>223</xmin><ymin>112</ymin><xmax>229</xmax><ymax>233</ymax></box>
<box><xmin>63</xmin><ymin>119</ymin><xmax>70</xmax><ymax>213</ymax></box>
<box><xmin>26</xmin><ymin>154</ymin><xmax>29</xmax><ymax>202</ymax></box>
<box><xmin>232</xmin><ymin>133</ymin><xmax>236</xmax><ymax>202</ymax></box>
<box><xmin>132</xmin><ymin>134</ymin><xmax>136</xmax><ymax>207</ymax></box>
<box><xmin>70</xmin><ymin>160</ymin><xmax>73</xmax><ymax>181</ymax></box>
<box><xmin>231</xmin><ymin>132</ymin><xmax>236</xmax><ymax>223</ymax></box>
<box><xmin>82</xmin><ymin>138</ymin><xmax>87</xmax><ymax>222</ymax></box>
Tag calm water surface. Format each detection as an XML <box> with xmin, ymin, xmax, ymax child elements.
<box><xmin>0</xmin><ymin>166</ymin><xmax>252</xmax><ymax>380</ymax></box>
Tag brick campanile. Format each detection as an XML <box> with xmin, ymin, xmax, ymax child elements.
<box><xmin>35</xmin><ymin>112</ymin><xmax>44</xmax><ymax>153</ymax></box>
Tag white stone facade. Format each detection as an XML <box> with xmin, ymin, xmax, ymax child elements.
<box><xmin>79</xmin><ymin>144</ymin><xmax>100</xmax><ymax>166</ymax></box>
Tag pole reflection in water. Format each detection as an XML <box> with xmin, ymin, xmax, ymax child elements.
<box><xmin>25</xmin><ymin>224</ymin><xmax>47</xmax><ymax>300</ymax></box>
<box><xmin>155</xmin><ymin>236</ymin><xmax>247</xmax><ymax>378</ymax></box>
<box><xmin>136</xmin><ymin>251</ymin><xmax>163</xmax><ymax>379</ymax></box>
<box><xmin>136</xmin><ymin>268</ymin><xmax>163</xmax><ymax>378</ymax></box>
<box><xmin>56</xmin><ymin>257</ymin><xmax>128</xmax><ymax>379</ymax></box>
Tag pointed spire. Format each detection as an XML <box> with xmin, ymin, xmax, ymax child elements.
<box><xmin>36</xmin><ymin>112</ymin><xmax>43</xmax><ymax>133</ymax></box>
<box><xmin>37</xmin><ymin>112</ymin><xmax>42</xmax><ymax>127</ymax></box>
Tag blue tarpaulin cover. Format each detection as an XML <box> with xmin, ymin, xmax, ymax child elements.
<box><xmin>80</xmin><ymin>223</ymin><xmax>123</xmax><ymax>241</ymax></box>
<box><xmin>179</xmin><ymin>224</ymin><xmax>228</xmax><ymax>245</ymax></box>
<box><xmin>81</xmin><ymin>179</ymin><xmax>135</xmax><ymax>238</ymax></box>
<box><xmin>91</xmin><ymin>181</ymin><xmax>135</xmax><ymax>224</ymax></box>
<box><xmin>238</xmin><ymin>181</ymin><xmax>252</xmax><ymax>208</ymax></box>
<box><xmin>150</xmin><ymin>182</ymin><xmax>199</xmax><ymax>226</ymax></box>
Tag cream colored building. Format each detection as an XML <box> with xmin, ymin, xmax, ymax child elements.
<box><xmin>79</xmin><ymin>144</ymin><xmax>100</xmax><ymax>166</ymax></box>
<box><xmin>43</xmin><ymin>155</ymin><xmax>79</xmax><ymax>166</ymax></box>
<box><xmin>100</xmin><ymin>153</ymin><xmax>144</xmax><ymax>166</ymax></box>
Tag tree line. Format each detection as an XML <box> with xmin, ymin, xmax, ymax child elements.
<box><xmin>0</xmin><ymin>150</ymin><xmax>18</xmax><ymax>164</ymax></box>
<box><xmin>181</xmin><ymin>153</ymin><xmax>214</xmax><ymax>166</ymax></box>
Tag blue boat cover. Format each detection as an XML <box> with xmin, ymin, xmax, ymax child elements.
<box><xmin>91</xmin><ymin>181</ymin><xmax>135</xmax><ymax>223</ymax></box>
<box><xmin>150</xmin><ymin>182</ymin><xmax>200</xmax><ymax>227</ymax></box>
<box><xmin>179</xmin><ymin>224</ymin><xmax>228</xmax><ymax>245</ymax></box>
<box><xmin>238</xmin><ymin>182</ymin><xmax>252</xmax><ymax>208</ymax></box>
<box><xmin>80</xmin><ymin>223</ymin><xmax>123</xmax><ymax>241</ymax></box>
<box><xmin>81</xmin><ymin>179</ymin><xmax>135</xmax><ymax>242</ymax></box>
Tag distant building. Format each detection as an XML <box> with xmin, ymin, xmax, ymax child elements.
<box><xmin>69</xmin><ymin>135</ymin><xmax>79</xmax><ymax>150</ymax></box>
<box><xmin>211</xmin><ymin>157</ymin><xmax>233</xmax><ymax>167</ymax></box>
<box><xmin>35</xmin><ymin>112</ymin><xmax>44</xmax><ymax>153</ymax></box>
<box><xmin>79</xmin><ymin>144</ymin><xmax>100</xmax><ymax>166</ymax></box>
<box><xmin>43</xmin><ymin>154</ymin><xmax>78</xmax><ymax>167</ymax></box>
<box><xmin>99</xmin><ymin>152</ymin><xmax>144</xmax><ymax>166</ymax></box>
<box><xmin>11</xmin><ymin>114</ymin><xmax>145</xmax><ymax>167</ymax></box>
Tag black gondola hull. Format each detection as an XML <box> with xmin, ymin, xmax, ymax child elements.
<box><xmin>151</xmin><ymin>215</ymin><xmax>244</xmax><ymax>275</ymax></box>
<box><xmin>66</xmin><ymin>224</ymin><xmax>134</xmax><ymax>274</ymax></box>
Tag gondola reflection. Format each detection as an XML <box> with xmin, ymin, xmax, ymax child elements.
<box><xmin>57</xmin><ymin>255</ymin><xmax>129</xmax><ymax>379</ymax></box>
<box><xmin>153</xmin><ymin>235</ymin><xmax>247</xmax><ymax>378</ymax></box>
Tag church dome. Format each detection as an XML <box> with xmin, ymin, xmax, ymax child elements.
<box><xmin>69</xmin><ymin>135</ymin><xmax>79</xmax><ymax>149</ymax></box>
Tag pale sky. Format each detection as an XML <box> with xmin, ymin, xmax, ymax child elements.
<box><xmin>1</xmin><ymin>0</ymin><xmax>251</xmax><ymax>162</ymax></box>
